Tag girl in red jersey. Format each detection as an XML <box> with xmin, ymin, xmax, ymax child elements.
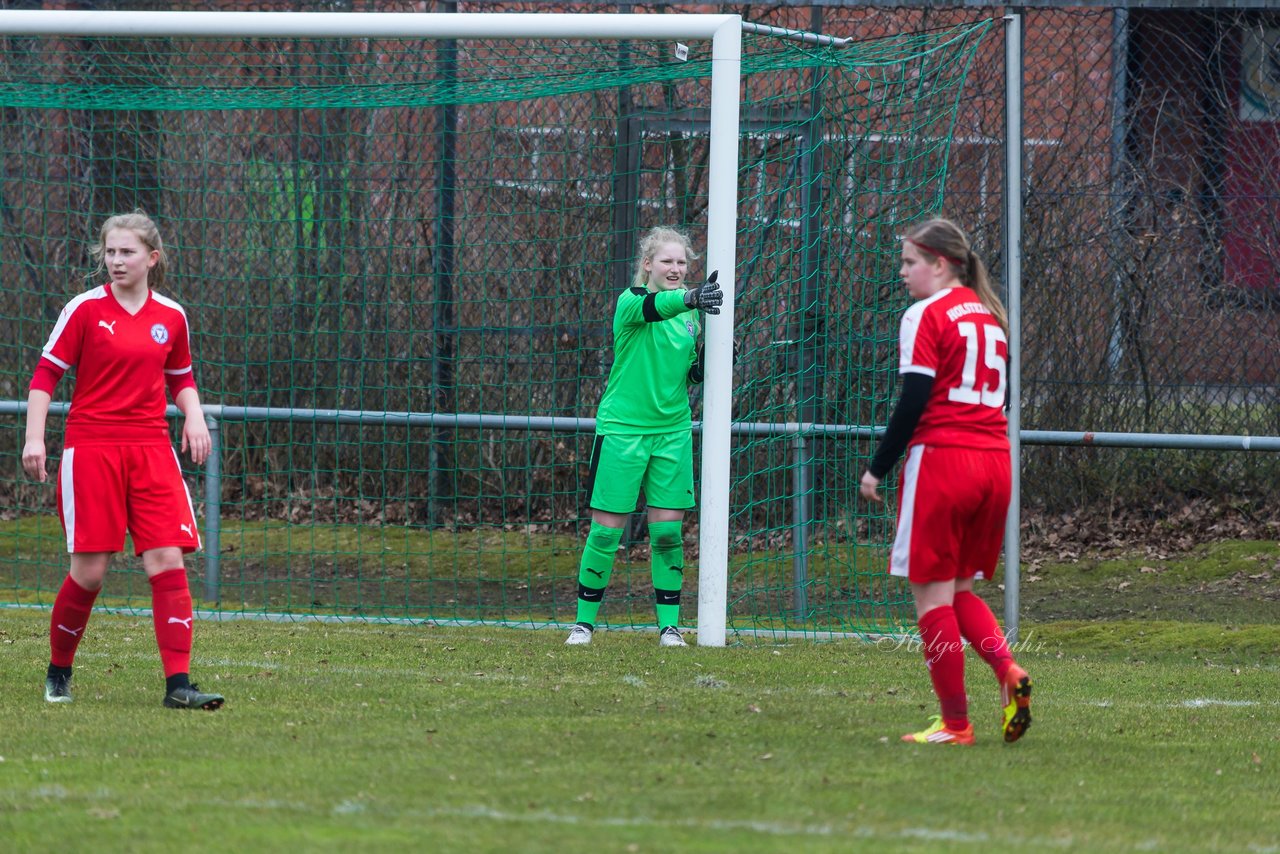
<box><xmin>861</xmin><ymin>218</ymin><xmax>1031</xmax><ymax>745</ymax></box>
<box><xmin>22</xmin><ymin>211</ymin><xmax>224</xmax><ymax>710</ymax></box>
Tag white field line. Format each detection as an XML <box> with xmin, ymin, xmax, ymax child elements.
<box><xmin>1178</xmin><ymin>698</ymin><xmax>1261</xmax><ymax>708</ymax></box>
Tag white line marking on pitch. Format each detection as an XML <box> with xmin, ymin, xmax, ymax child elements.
<box><xmin>1178</xmin><ymin>698</ymin><xmax>1259</xmax><ymax>708</ymax></box>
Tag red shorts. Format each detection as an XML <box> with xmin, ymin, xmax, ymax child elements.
<box><xmin>888</xmin><ymin>444</ymin><xmax>1011</xmax><ymax>584</ymax></box>
<box><xmin>56</xmin><ymin>444</ymin><xmax>201</xmax><ymax>556</ymax></box>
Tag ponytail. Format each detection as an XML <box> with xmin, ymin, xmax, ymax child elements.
<box><xmin>965</xmin><ymin>249</ymin><xmax>1007</xmax><ymax>336</ymax></box>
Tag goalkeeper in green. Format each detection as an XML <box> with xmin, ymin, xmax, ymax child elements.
<box><xmin>566</xmin><ymin>226</ymin><xmax>723</xmax><ymax>647</ymax></box>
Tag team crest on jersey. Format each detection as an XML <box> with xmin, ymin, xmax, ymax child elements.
<box><xmin>150</xmin><ymin>323</ymin><xmax>169</xmax><ymax>344</ymax></box>
<box><xmin>685</xmin><ymin>320</ymin><xmax>697</xmax><ymax>338</ymax></box>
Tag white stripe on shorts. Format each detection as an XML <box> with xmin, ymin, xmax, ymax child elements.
<box><xmin>171</xmin><ymin>447</ymin><xmax>202</xmax><ymax>551</ymax></box>
<box><xmin>60</xmin><ymin>447</ymin><xmax>76</xmax><ymax>553</ymax></box>
<box><xmin>889</xmin><ymin>444</ymin><xmax>925</xmax><ymax>578</ymax></box>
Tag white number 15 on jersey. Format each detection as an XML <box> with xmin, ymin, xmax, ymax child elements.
<box><xmin>947</xmin><ymin>321</ymin><xmax>1007</xmax><ymax>408</ymax></box>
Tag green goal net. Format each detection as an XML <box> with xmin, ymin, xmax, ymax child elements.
<box><xmin>0</xmin><ymin>18</ymin><xmax>992</xmax><ymax>639</ymax></box>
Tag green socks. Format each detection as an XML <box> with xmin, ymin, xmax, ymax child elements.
<box><xmin>574</xmin><ymin>522</ymin><xmax>623</xmax><ymax>628</ymax></box>
<box><xmin>649</xmin><ymin>520</ymin><xmax>685</xmax><ymax>629</ymax></box>
<box><xmin>574</xmin><ymin>520</ymin><xmax>686</xmax><ymax>630</ymax></box>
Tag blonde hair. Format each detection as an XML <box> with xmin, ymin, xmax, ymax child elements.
<box><xmin>904</xmin><ymin>217</ymin><xmax>1007</xmax><ymax>335</ymax></box>
<box><xmin>90</xmin><ymin>210</ymin><xmax>169</xmax><ymax>290</ymax></box>
<box><xmin>632</xmin><ymin>226</ymin><xmax>699</xmax><ymax>288</ymax></box>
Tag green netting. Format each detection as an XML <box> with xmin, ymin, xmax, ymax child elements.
<box><xmin>0</xmin><ymin>20</ymin><xmax>991</xmax><ymax>639</ymax></box>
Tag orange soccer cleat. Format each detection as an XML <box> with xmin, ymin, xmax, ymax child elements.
<box><xmin>901</xmin><ymin>715</ymin><xmax>975</xmax><ymax>745</ymax></box>
<box><xmin>1001</xmin><ymin>664</ymin><xmax>1033</xmax><ymax>743</ymax></box>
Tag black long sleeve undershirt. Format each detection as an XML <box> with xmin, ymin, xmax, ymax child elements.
<box><xmin>867</xmin><ymin>373</ymin><xmax>934</xmax><ymax>479</ymax></box>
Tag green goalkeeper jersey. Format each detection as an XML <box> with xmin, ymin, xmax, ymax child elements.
<box><xmin>594</xmin><ymin>287</ymin><xmax>702</xmax><ymax>435</ymax></box>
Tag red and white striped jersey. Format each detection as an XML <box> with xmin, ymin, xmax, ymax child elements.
<box><xmin>33</xmin><ymin>283</ymin><xmax>197</xmax><ymax>446</ymax></box>
<box><xmin>898</xmin><ymin>285</ymin><xmax>1009</xmax><ymax>451</ymax></box>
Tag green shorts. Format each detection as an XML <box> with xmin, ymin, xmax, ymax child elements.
<box><xmin>587</xmin><ymin>431</ymin><xmax>696</xmax><ymax>513</ymax></box>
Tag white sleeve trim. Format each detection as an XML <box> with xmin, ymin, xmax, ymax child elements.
<box><xmin>41</xmin><ymin>286</ymin><xmax>108</xmax><ymax>368</ymax></box>
<box><xmin>152</xmin><ymin>291</ymin><xmax>195</xmax><ymax>374</ymax></box>
<box><xmin>149</xmin><ymin>290</ymin><xmax>189</xmax><ymax>318</ymax></box>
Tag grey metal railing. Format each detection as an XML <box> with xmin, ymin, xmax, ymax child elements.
<box><xmin>4</xmin><ymin>399</ymin><xmax>1279</xmax><ymax>613</ymax></box>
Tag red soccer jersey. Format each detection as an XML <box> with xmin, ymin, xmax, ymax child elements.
<box><xmin>35</xmin><ymin>284</ymin><xmax>196</xmax><ymax>446</ymax></box>
<box><xmin>898</xmin><ymin>286</ymin><xmax>1010</xmax><ymax>451</ymax></box>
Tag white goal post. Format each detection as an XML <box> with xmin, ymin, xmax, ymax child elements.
<box><xmin>0</xmin><ymin>9</ymin><xmax>742</xmax><ymax>646</ymax></box>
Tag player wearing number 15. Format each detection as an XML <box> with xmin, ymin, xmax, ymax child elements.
<box><xmin>860</xmin><ymin>218</ymin><xmax>1031</xmax><ymax>746</ymax></box>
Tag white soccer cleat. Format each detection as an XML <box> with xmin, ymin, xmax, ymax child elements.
<box><xmin>565</xmin><ymin>624</ymin><xmax>594</xmax><ymax>646</ymax></box>
<box><xmin>658</xmin><ymin>626</ymin><xmax>688</xmax><ymax>647</ymax></box>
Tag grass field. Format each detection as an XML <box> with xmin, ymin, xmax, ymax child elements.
<box><xmin>2</xmin><ymin>606</ymin><xmax>1277</xmax><ymax>852</ymax></box>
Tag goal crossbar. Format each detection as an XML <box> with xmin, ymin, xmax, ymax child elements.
<box><xmin>0</xmin><ymin>10</ymin><xmax>738</xmax><ymax>40</ymax></box>
<box><xmin>0</xmin><ymin>10</ymin><xmax>848</xmax><ymax>45</ymax></box>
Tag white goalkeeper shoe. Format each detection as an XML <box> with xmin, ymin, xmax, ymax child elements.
<box><xmin>659</xmin><ymin>626</ymin><xmax>688</xmax><ymax>647</ymax></box>
<box><xmin>565</xmin><ymin>624</ymin><xmax>594</xmax><ymax>646</ymax></box>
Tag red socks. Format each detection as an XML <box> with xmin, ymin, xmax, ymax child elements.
<box><xmin>49</xmin><ymin>574</ymin><xmax>99</xmax><ymax>668</ymax></box>
<box><xmin>50</xmin><ymin>569</ymin><xmax>195</xmax><ymax>679</ymax></box>
<box><xmin>953</xmin><ymin>590</ymin><xmax>1014</xmax><ymax>681</ymax></box>
<box><xmin>149</xmin><ymin>569</ymin><xmax>193</xmax><ymax>678</ymax></box>
<box><xmin>917</xmin><ymin>605</ymin><xmax>968</xmax><ymax>730</ymax></box>
<box><xmin>917</xmin><ymin>594</ymin><xmax>1017</xmax><ymax>729</ymax></box>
